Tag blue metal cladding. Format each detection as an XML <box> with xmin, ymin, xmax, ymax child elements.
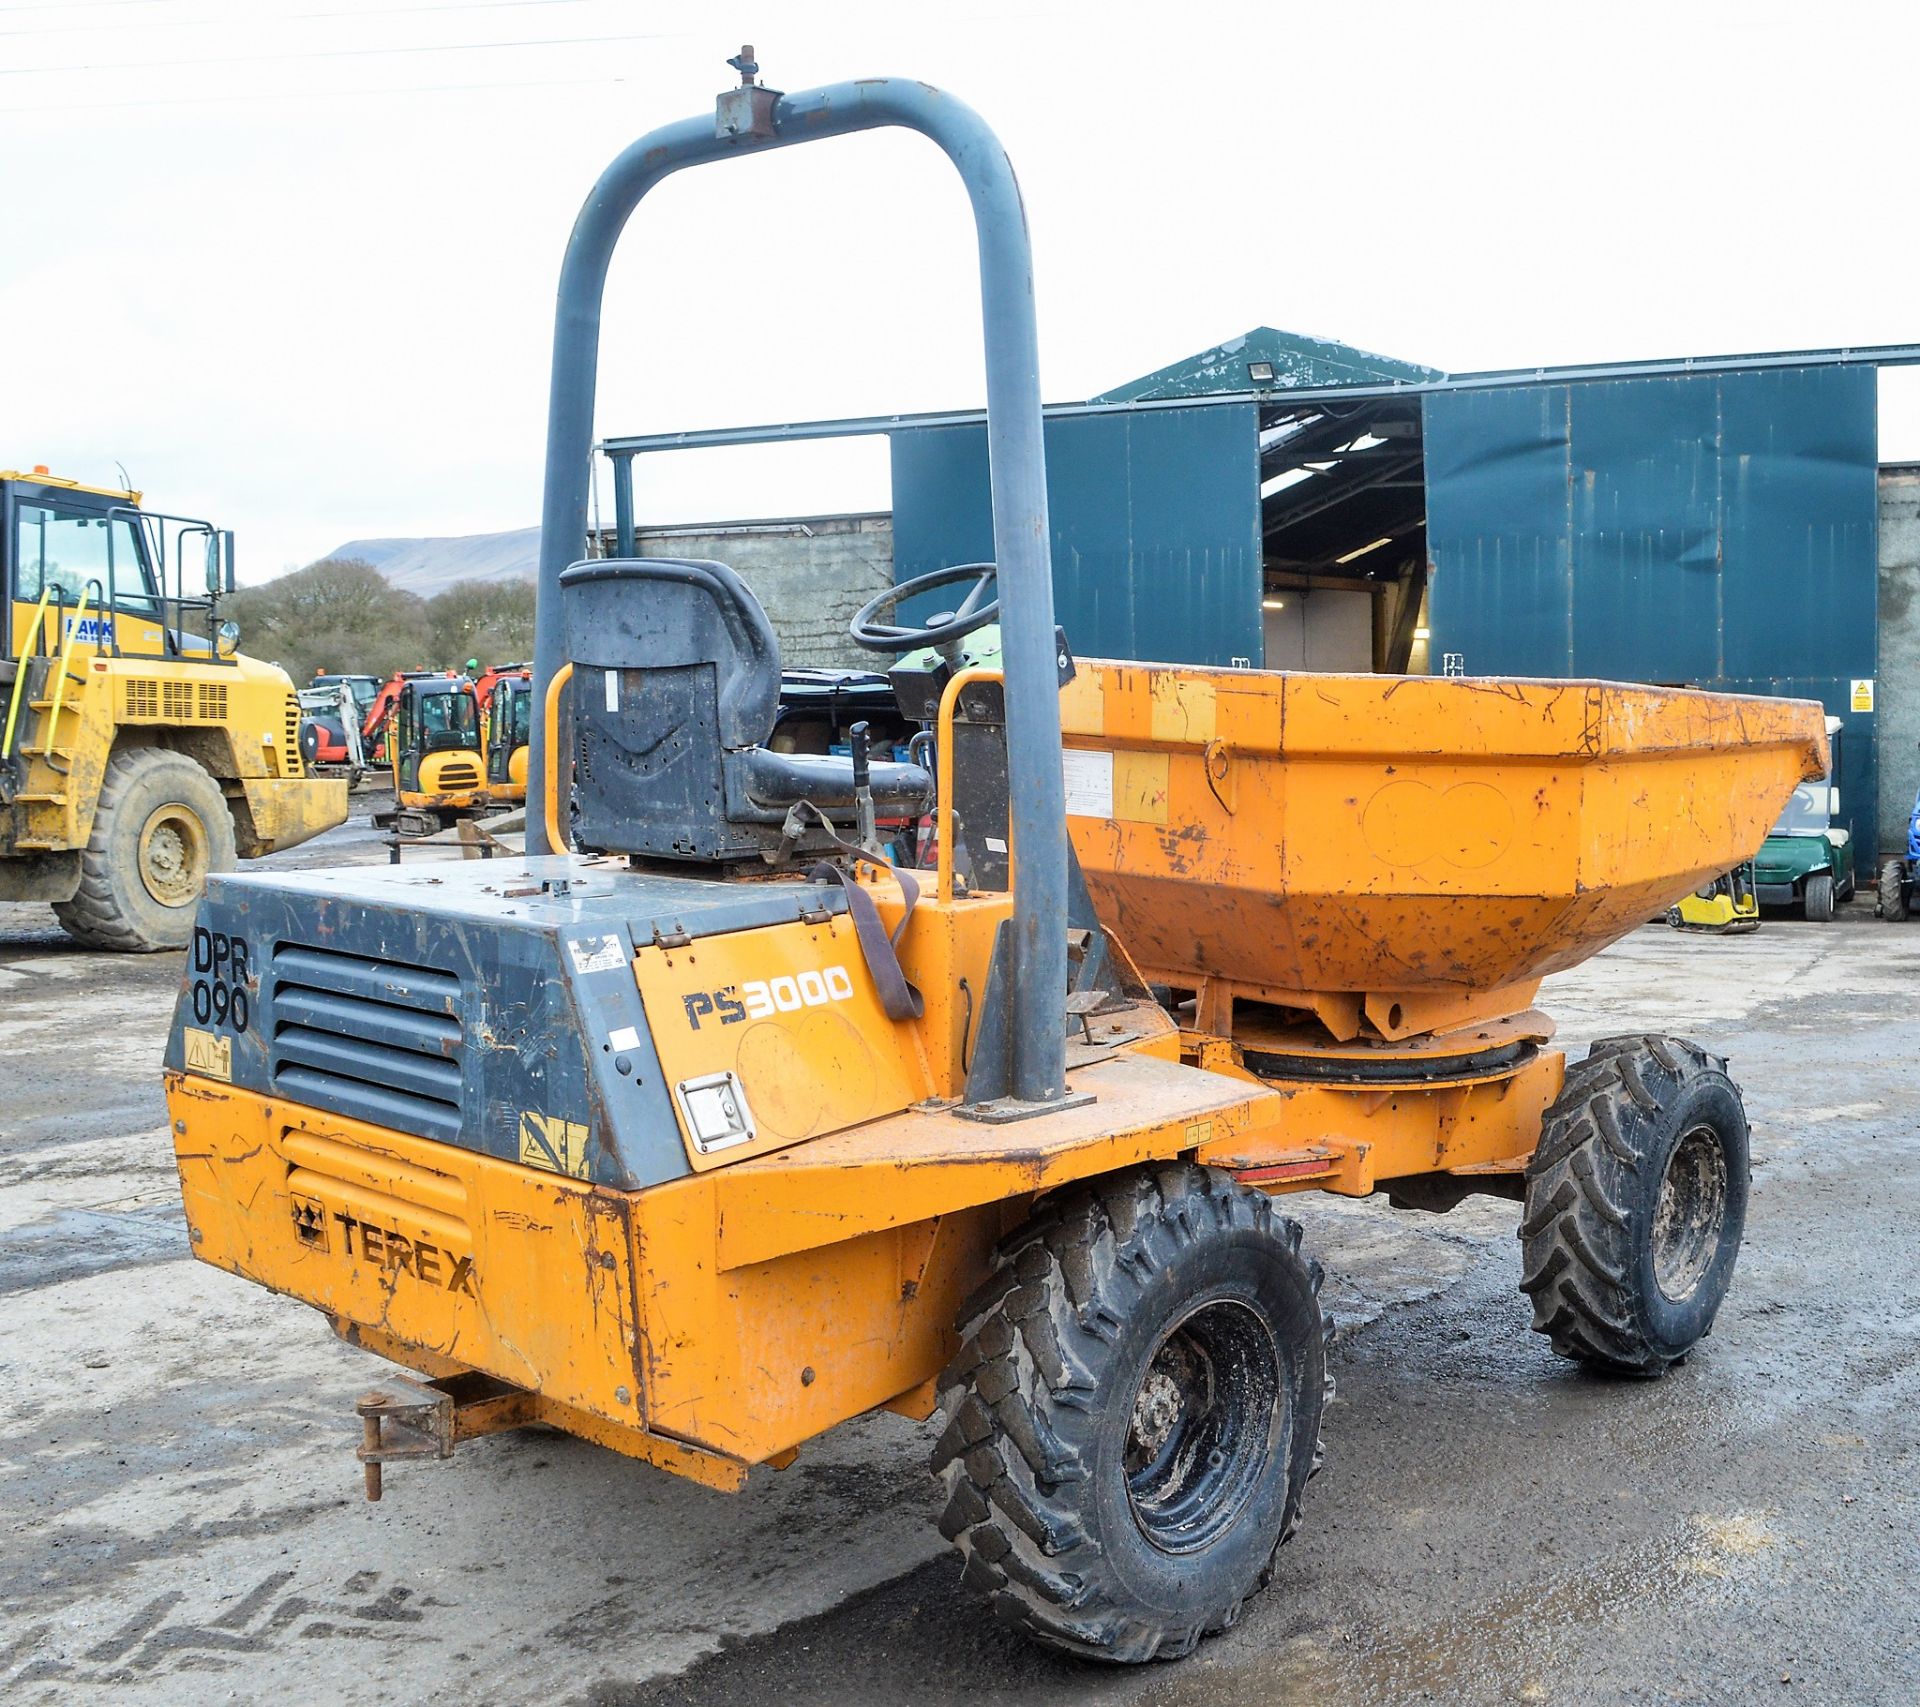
<box><xmin>1420</xmin><ymin>385</ymin><xmax>1576</xmax><ymax>672</ymax></box>
<box><xmin>1426</xmin><ymin>365</ymin><xmax>1880</xmax><ymax>855</ymax></box>
<box><xmin>1568</xmin><ymin>377</ymin><xmax>1722</xmax><ymax>682</ymax></box>
<box><xmin>1718</xmin><ymin>368</ymin><xmax>1878</xmax><ymax>683</ymax></box>
<box><xmin>889</xmin><ymin>402</ymin><xmax>1263</xmax><ymax>666</ymax></box>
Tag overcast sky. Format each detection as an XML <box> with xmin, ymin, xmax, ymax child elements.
<box><xmin>7</xmin><ymin>0</ymin><xmax>1920</xmax><ymax>581</ymax></box>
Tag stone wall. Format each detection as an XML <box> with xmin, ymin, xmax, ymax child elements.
<box><xmin>616</xmin><ymin>513</ymin><xmax>894</xmax><ymax>672</ymax></box>
<box><xmin>1879</xmin><ymin>467</ymin><xmax>1920</xmax><ymax>857</ymax></box>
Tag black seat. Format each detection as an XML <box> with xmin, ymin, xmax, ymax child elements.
<box><xmin>559</xmin><ymin>558</ymin><xmax>931</xmax><ymax>862</ymax></box>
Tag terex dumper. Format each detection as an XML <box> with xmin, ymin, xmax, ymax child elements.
<box><xmin>164</xmin><ymin>65</ymin><xmax>1826</xmax><ymax>1664</ymax></box>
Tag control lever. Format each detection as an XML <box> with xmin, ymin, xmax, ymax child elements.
<box><xmin>850</xmin><ymin>719</ymin><xmax>882</xmax><ymax>856</ymax></box>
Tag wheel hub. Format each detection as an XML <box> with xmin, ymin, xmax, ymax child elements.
<box><xmin>1130</xmin><ymin>1362</ymin><xmax>1187</xmax><ymax>1457</ymax></box>
<box><xmin>1123</xmin><ymin>1298</ymin><xmax>1282</xmax><ymax>1556</ymax></box>
<box><xmin>1652</xmin><ymin>1122</ymin><xmax>1729</xmax><ymax>1301</ymax></box>
<box><xmin>137</xmin><ymin>804</ymin><xmax>209</xmax><ymax>908</ymax></box>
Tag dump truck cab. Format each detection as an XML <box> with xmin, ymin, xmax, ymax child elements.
<box><xmin>1754</xmin><ymin>714</ymin><xmax>1853</xmax><ymax>919</ymax></box>
<box><xmin>1</xmin><ymin>467</ymin><xmax>347</xmax><ymax>947</ymax></box>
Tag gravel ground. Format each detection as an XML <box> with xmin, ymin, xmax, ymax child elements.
<box><xmin>2</xmin><ymin>826</ymin><xmax>1915</xmax><ymax>1705</ymax></box>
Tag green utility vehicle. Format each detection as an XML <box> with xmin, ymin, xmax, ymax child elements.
<box><xmin>1754</xmin><ymin>714</ymin><xmax>1853</xmax><ymax>921</ymax></box>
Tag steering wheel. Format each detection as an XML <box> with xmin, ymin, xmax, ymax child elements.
<box><xmin>850</xmin><ymin>562</ymin><xmax>999</xmax><ymax>655</ymax></box>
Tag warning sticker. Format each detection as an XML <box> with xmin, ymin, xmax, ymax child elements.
<box><xmin>520</xmin><ymin>1111</ymin><xmax>592</xmax><ymax>1179</ymax></box>
<box><xmin>568</xmin><ymin>934</ymin><xmax>626</xmax><ymax>975</ymax></box>
<box><xmin>183</xmin><ymin>1027</ymin><xmax>232</xmax><ymax>1081</ymax></box>
<box><xmin>1851</xmin><ymin>678</ymin><xmax>1875</xmax><ymax>713</ymax></box>
<box><xmin>1062</xmin><ymin>749</ymin><xmax>1114</xmax><ymax>819</ymax></box>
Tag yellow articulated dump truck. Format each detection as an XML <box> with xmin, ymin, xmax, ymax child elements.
<box><xmin>162</xmin><ymin>68</ymin><xmax>1828</xmax><ymax>1665</ymax></box>
<box><xmin>2</xmin><ymin>468</ymin><xmax>348</xmax><ymax>949</ymax></box>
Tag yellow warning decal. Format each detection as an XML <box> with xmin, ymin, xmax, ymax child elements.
<box><xmin>184</xmin><ymin>1027</ymin><xmax>233</xmax><ymax>1082</ymax></box>
<box><xmin>519</xmin><ymin>1111</ymin><xmax>591</xmax><ymax>1179</ymax></box>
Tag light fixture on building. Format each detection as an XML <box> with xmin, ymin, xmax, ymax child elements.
<box><xmin>1334</xmin><ymin>536</ymin><xmax>1393</xmax><ymax>565</ymax></box>
<box><xmin>1262</xmin><ymin>597</ymin><xmax>1286</xmax><ymax>610</ymax></box>
<box><xmin>1414</xmin><ymin>625</ymin><xmax>1431</xmax><ymax>641</ymax></box>
<box><xmin>1248</xmin><ymin>360</ymin><xmax>1276</xmax><ymax>384</ymax></box>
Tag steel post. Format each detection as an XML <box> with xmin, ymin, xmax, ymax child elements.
<box><xmin>611</xmin><ymin>451</ymin><xmax>636</xmax><ymax>558</ymax></box>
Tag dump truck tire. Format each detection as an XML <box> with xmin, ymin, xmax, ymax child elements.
<box><xmin>1520</xmin><ymin>1035</ymin><xmax>1748</xmax><ymax>1377</ymax></box>
<box><xmin>53</xmin><ymin>748</ymin><xmax>236</xmax><ymax>952</ymax></box>
<box><xmin>1879</xmin><ymin>858</ymin><xmax>1909</xmax><ymax>921</ymax></box>
<box><xmin>1803</xmin><ymin>871</ymin><xmax>1835</xmax><ymax>922</ymax></box>
<box><xmin>931</xmin><ymin>1164</ymin><xmax>1333</xmax><ymax>1664</ymax></box>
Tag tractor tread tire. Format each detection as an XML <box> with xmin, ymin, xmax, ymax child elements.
<box><xmin>52</xmin><ymin>748</ymin><xmax>235</xmax><ymax>952</ymax></box>
<box><xmin>1879</xmin><ymin>857</ymin><xmax>1910</xmax><ymax>922</ymax></box>
<box><xmin>1520</xmin><ymin>1034</ymin><xmax>1748</xmax><ymax>1377</ymax></box>
<box><xmin>932</xmin><ymin>1164</ymin><xmax>1333</xmax><ymax>1664</ymax></box>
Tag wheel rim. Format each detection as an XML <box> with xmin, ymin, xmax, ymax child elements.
<box><xmin>1652</xmin><ymin>1123</ymin><xmax>1729</xmax><ymax>1301</ymax></box>
<box><xmin>1123</xmin><ymin>1297</ymin><xmax>1282</xmax><ymax>1555</ymax></box>
<box><xmin>137</xmin><ymin>802</ymin><xmax>210</xmax><ymax>908</ymax></box>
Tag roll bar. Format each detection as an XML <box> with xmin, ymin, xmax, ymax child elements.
<box><xmin>525</xmin><ymin>62</ymin><xmax>1069</xmax><ymax>1107</ymax></box>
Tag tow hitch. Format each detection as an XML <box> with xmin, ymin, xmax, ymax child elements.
<box><xmin>354</xmin><ymin>1371</ymin><xmax>534</xmax><ymax>1501</ymax></box>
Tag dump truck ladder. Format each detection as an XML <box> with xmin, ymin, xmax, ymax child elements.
<box><xmin>1</xmin><ymin>585</ymin><xmax>89</xmax><ymax>834</ymax></box>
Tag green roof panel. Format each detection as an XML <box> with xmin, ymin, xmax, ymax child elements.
<box><xmin>1095</xmin><ymin>326</ymin><xmax>1440</xmax><ymax>403</ymax></box>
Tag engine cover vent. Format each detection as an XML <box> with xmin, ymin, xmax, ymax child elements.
<box><xmin>268</xmin><ymin>943</ymin><xmax>464</xmax><ymax>1142</ymax></box>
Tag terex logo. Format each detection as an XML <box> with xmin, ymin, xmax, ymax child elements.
<box><xmin>682</xmin><ymin>965</ymin><xmax>856</xmax><ymax>1029</ymax></box>
<box><xmin>291</xmin><ymin>1196</ymin><xmax>476</xmax><ymax>1294</ymax></box>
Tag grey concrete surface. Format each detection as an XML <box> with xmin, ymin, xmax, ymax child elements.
<box><xmin>2</xmin><ymin>833</ymin><xmax>1916</xmax><ymax>1705</ymax></box>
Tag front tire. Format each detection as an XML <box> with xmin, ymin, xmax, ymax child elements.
<box><xmin>1521</xmin><ymin>1036</ymin><xmax>1749</xmax><ymax>1376</ymax></box>
<box><xmin>1803</xmin><ymin>871</ymin><xmax>1835</xmax><ymax>922</ymax></box>
<box><xmin>932</xmin><ymin>1165</ymin><xmax>1332</xmax><ymax>1664</ymax></box>
<box><xmin>53</xmin><ymin>748</ymin><xmax>236</xmax><ymax>951</ymax></box>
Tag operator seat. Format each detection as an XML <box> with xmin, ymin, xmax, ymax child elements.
<box><xmin>558</xmin><ymin>558</ymin><xmax>932</xmax><ymax>862</ymax></box>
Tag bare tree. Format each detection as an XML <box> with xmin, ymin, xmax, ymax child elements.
<box><xmin>226</xmin><ymin>558</ymin><xmax>433</xmax><ymax>683</ymax></box>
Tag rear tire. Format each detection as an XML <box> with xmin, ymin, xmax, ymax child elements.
<box><xmin>1520</xmin><ymin>1036</ymin><xmax>1748</xmax><ymax>1376</ymax></box>
<box><xmin>932</xmin><ymin>1164</ymin><xmax>1332</xmax><ymax>1664</ymax></box>
<box><xmin>1880</xmin><ymin>857</ymin><xmax>1911</xmax><ymax>921</ymax></box>
<box><xmin>1803</xmin><ymin>871</ymin><xmax>1835</xmax><ymax>922</ymax></box>
<box><xmin>53</xmin><ymin>748</ymin><xmax>235</xmax><ymax>951</ymax></box>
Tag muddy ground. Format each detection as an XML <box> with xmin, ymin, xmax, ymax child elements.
<box><xmin>2</xmin><ymin>821</ymin><xmax>1916</xmax><ymax>1705</ymax></box>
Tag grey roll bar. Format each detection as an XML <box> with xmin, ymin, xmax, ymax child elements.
<box><xmin>525</xmin><ymin>68</ymin><xmax>1069</xmax><ymax>1108</ymax></box>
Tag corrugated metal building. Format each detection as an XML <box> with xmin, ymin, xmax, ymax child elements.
<box><xmin>603</xmin><ymin>330</ymin><xmax>1919</xmax><ymax>858</ymax></box>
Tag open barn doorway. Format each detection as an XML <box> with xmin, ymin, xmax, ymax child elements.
<box><xmin>1257</xmin><ymin>397</ymin><xmax>1428</xmax><ymax>674</ymax></box>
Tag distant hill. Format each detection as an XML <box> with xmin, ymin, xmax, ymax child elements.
<box><xmin>324</xmin><ymin>526</ymin><xmax>538</xmax><ymax>595</ymax></box>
